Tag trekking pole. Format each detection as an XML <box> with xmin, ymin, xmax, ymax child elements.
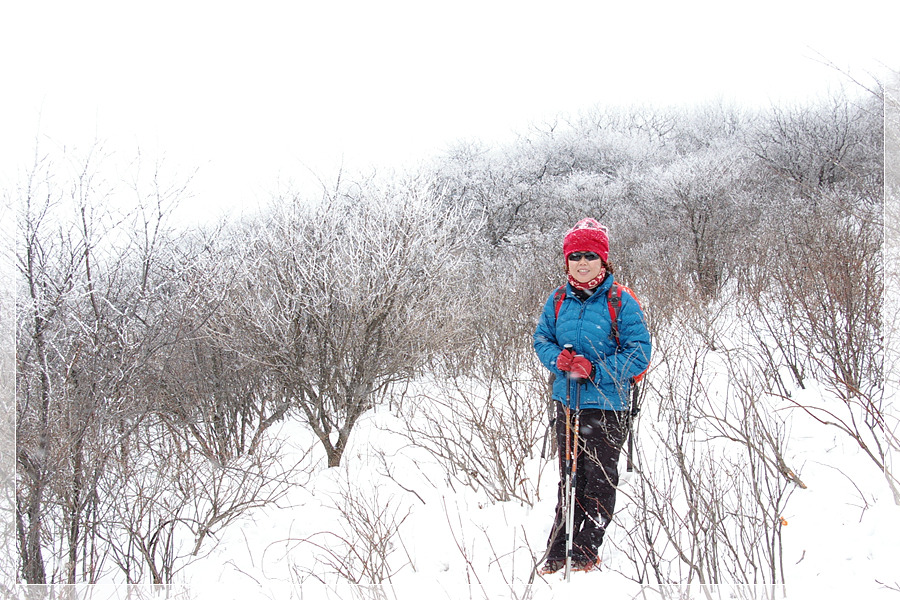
<box><xmin>626</xmin><ymin>380</ymin><xmax>640</xmax><ymax>473</ymax></box>
<box><xmin>562</xmin><ymin>345</ymin><xmax>575</xmax><ymax>581</ymax></box>
<box><xmin>565</xmin><ymin>375</ymin><xmax>582</xmax><ymax>582</ymax></box>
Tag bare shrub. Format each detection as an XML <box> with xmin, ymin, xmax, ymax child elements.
<box><xmin>398</xmin><ymin>372</ymin><xmax>549</xmax><ymax>507</ymax></box>
<box><xmin>616</xmin><ymin>300</ymin><xmax>799</xmax><ymax>584</ymax></box>
<box><xmin>102</xmin><ymin>417</ymin><xmax>309</xmax><ymax>584</ymax></box>
<box><xmin>290</xmin><ymin>476</ymin><xmax>413</xmax><ymax>586</ymax></box>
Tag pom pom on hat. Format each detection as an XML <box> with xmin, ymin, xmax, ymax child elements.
<box><xmin>563</xmin><ymin>218</ymin><xmax>609</xmax><ymax>262</ymax></box>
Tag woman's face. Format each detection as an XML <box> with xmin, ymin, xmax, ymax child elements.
<box><xmin>567</xmin><ymin>252</ymin><xmax>605</xmax><ymax>284</ymax></box>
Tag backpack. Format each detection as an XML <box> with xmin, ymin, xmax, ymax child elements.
<box><xmin>552</xmin><ymin>283</ymin><xmax>648</xmax><ymax>384</ymax></box>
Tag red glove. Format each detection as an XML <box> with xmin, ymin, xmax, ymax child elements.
<box><xmin>557</xmin><ymin>349</ymin><xmax>592</xmax><ymax>380</ymax></box>
<box><xmin>556</xmin><ymin>348</ymin><xmax>575</xmax><ymax>371</ymax></box>
<box><xmin>570</xmin><ymin>355</ymin><xmax>593</xmax><ymax>380</ymax></box>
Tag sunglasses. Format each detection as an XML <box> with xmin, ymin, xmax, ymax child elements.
<box><xmin>568</xmin><ymin>251</ymin><xmax>601</xmax><ymax>262</ymax></box>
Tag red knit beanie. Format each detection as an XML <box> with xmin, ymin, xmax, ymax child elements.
<box><xmin>563</xmin><ymin>218</ymin><xmax>609</xmax><ymax>262</ymax></box>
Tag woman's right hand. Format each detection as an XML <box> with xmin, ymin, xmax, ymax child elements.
<box><xmin>556</xmin><ymin>348</ymin><xmax>576</xmax><ymax>371</ymax></box>
<box><xmin>557</xmin><ymin>348</ymin><xmax>593</xmax><ymax>380</ymax></box>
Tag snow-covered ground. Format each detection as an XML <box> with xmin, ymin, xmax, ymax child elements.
<box><xmin>169</xmin><ymin>377</ymin><xmax>899</xmax><ymax>600</ymax></box>
<box><xmin>14</xmin><ymin>373</ymin><xmax>898</xmax><ymax>600</ymax></box>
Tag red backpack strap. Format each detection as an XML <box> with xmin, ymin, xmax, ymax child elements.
<box><xmin>553</xmin><ymin>285</ymin><xmax>566</xmax><ymax>320</ymax></box>
<box><xmin>607</xmin><ymin>284</ymin><xmax>622</xmax><ymax>346</ymax></box>
<box><xmin>608</xmin><ymin>283</ymin><xmax>644</xmax><ymax>341</ymax></box>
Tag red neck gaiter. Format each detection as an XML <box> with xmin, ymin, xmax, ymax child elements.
<box><xmin>567</xmin><ymin>267</ymin><xmax>607</xmax><ymax>292</ymax></box>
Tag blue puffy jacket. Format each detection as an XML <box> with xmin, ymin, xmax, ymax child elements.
<box><xmin>533</xmin><ymin>276</ymin><xmax>651</xmax><ymax>411</ymax></box>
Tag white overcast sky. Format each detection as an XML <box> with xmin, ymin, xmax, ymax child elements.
<box><xmin>2</xmin><ymin>0</ymin><xmax>896</xmax><ymax>221</ymax></box>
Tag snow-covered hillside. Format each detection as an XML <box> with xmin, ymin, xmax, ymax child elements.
<box><xmin>180</xmin><ymin>370</ymin><xmax>899</xmax><ymax>600</ymax></box>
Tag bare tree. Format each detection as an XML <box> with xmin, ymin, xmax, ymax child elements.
<box><xmin>884</xmin><ymin>70</ymin><xmax>900</xmax><ymax>501</ymax></box>
<box><xmin>217</xmin><ymin>174</ymin><xmax>476</xmax><ymax>467</ymax></box>
<box><xmin>636</xmin><ymin>141</ymin><xmax>750</xmax><ymax>302</ymax></box>
<box><xmin>748</xmin><ymin>90</ymin><xmax>882</xmax><ymax>197</ymax></box>
<box><xmin>1</xmin><ymin>162</ymin><xmax>18</xmax><ymax>595</ymax></box>
<box><xmin>14</xmin><ymin>143</ymin><xmax>307</xmax><ymax>585</ymax></box>
<box><xmin>433</xmin><ymin>141</ymin><xmax>559</xmax><ymax>248</ymax></box>
<box><xmin>15</xmin><ymin>144</ymin><xmax>123</xmax><ymax>583</ymax></box>
<box><xmin>14</xmin><ymin>145</ymin><xmax>199</xmax><ymax>583</ymax></box>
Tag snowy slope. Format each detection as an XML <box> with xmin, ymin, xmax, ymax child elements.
<box><xmin>175</xmin><ymin>377</ymin><xmax>899</xmax><ymax>600</ymax></box>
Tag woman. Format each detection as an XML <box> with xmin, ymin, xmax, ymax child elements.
<box><xmin>533</xmin><ymin>217</ymin><xmax>651</xmax><ymax>574</ymax></box>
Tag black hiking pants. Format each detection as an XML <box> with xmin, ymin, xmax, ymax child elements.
<box><xmin>545</xmin><ymin>402</ymin><xmax>629</xmax><ymax>563</ymax></box>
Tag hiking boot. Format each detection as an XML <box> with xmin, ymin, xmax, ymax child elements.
<box><xmin>539</xmin><ymin>558</ymin><xmax>565</xmax><ymax>575</ymax></box>
<box><xmin>571</xmin><ymin>556</ymin><xmax>601</xmax><ymax>572</ymax></box>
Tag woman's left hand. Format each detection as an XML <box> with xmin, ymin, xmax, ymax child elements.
<box><xmin>569</xmin><ymin>355</ymin><xmax>593</xmax><ymax>380</ymax></box>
